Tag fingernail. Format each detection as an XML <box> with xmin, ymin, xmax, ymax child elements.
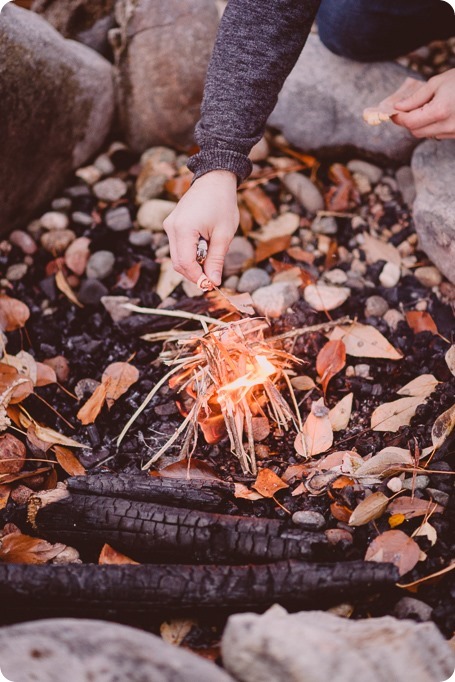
<box><xmin>209</xmin><ymin>271</ymin><xmax>222</xmax><ymax>286</ymax></box>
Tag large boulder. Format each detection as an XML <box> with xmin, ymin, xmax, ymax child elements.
<box><xmin>269</xmin><ymin>35</ymin><xmax>421</xmax><ymax>164</ymax></box>
<box><xmin>111</xmin><ymin>0</ymin><xmax>219</xmax><ymax>153</ymax></box>
<box><xmin>0</xmin><ymin>5</ymin><xmax>114</xmax><ymax>235</ymax></box>
<box><xmin>222</xmin><ymin>605</ymin><xmax>455</xmax><ymax>682</ymax></box>
<box><xmin>411</xmin><ymin>139</ymin><xmax>455</xmax><ymax>284</ymax></box>
<box><xmin>32</xmin><ymin>0</ymin><xmax>116</xmax><ymax>55</ymax></box>
<box><xmin>0</xmin><ymin>618</ymin><xmax>234</xmax><ymax>682</ymax></box>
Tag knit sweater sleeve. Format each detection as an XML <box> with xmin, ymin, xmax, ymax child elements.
<box><xmin>187</xmin><ymin>0</ymin><xmax>321</xmax><ymax>183</ymax></box>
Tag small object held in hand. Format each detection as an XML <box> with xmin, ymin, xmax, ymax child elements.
<box><xmin>197</xmin><ymin>274</ymin><xmax>214</xmax><ymax>291</ymax></box>
<box><xmin>196</xmin><ymin>237</ymin><xmax>208</xmax><ymax>265</ymax></box>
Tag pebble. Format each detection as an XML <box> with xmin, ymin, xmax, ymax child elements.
<box><xmin>396</xmin><ymin>165</ymin><xmax>416</xmax><ymax>207</ymax></box>
<box><xmin>425</xmin><ymin>488</ymin><xmax>449</xmax><ymax>507</ymax></box>
<box><xmin>364</xmin><ymin>295</ymin><xmax>389</xmax><ymax>317</ymax></box>
<box><xmin>6</xmin><ymin>263</ymin><xmax>28</xmax><ymax>281</ymax></box>
<box><xmin>237</xmin><ymin>267</ymin><xmax>271</xmax><ymax>293</ymax></box>
<box><xmin>71</xmin><ymin>211</ymin><xmax>93</xmax><ymax>227</ymax></box>
<box><xmin>393</xmin><ymin>597</ymin><xmax>433</xmax><ymax>623</ymax></box>
<box><xmin>249</xmin><ymin>137</ymin><xmax>270</xmax><ymax>162</ymax></box>
<box><xmin>137</xmin><ymin>199</ymin><xmax>177</xmax><ymax>231</ymax></box>
<box><xmin>387</xmin><ymin>477</ymin><xmax>403</xmax><ymax>493</ymax></box>
<box><xmin>94</xmin><ymin>153</ymin><xmax>115</xmax><ymax>176</ymax></box>
<box><xmin>78</xmin><ymin>279</ymin><xmax>109</xmax><ymax>305</ymax></box>
<box><xmin>347</xmin><ymin>160</ymin><xmax>383</xmax><ymax>184</ymax></box>
<box><xmin>40</xmin><ymin>211</ymin><xmax>69</xmax><ymax>231</ymax></box>
<box><xmin>140</xmin><ymin>146</ymin><xmax>177</xmax><ymax>167</ymax></box>
<box><xmin>324</xmin><ymin>268</ymin><xmax>348</xmax><ymax>285</ymax></box>
<box><xmin>101</xmin><ymin>295</ymin><xmax>140</xmax><ymax>322</ymax></box>
<box><xmin>379</xmin><ymin>261</ymin><xmax>401</xmax><ymax>288</ymax></box>
<box><xmin>292</xmin><ymin>510</ymin><xmax>325</xmax><ymax>530</ymax></box>
<box><xmin>155</xmin><ymin>244</ymin><xmax>170</xmax><ymax>258</ymax></box>
<box><xmin>136</xmin><ymin>173</ymin><xmax>167</xmax><ymax>203</ymax></box>
<box><xmin>414</xmin><ymin>266</ymin><xmax>442</xmax><ymax>288</ymax></box>
<box><xmin>129</xmin><ymin>230</ymin><xmax>153</xmax><ymax>247</ymax></box>
<box><xmin>86</xmin><ymin>251</ymin><xmax>115</xmax><ymax>280</ymax></box>
<box><xmin>51</xmin><ymin>197</ymin><xmax>72</xmax><ymax>212</ymax></box>
<box><xmin>40</xmin><ymin>229</ymin><xmax>76</xmax><ymax>254</ymax></box>
<box><xmin>383</xmin><ymin>308</ymin><xmax>405</xmax><ymax>330</ymax></box>
<box><xmin>252</xmin><ymin>282</ymin><xmax>299</xmax><ymax>318</ymax></box>
<box><xmin>105</xmin><ymin>206</ymin><xmax>133</xmax><ymax>232</ymax></box>
<box><xmin>354</xmin><ymin>364</ymin><xmax>370</xmax><ymax>378</ymax></box>
<box><xmin>282</xmin><ymin>172</ymin><xmax>324</xmax><ymax>213</ymax></box>
<box><xmin>9</xmin><ymin>229</ymin><xmax>37</xmax><ymax>255</ymax></box>
<box><xmin>76</xmin><ymin>165</ymin><xmax>102</xmax><ymax>185</ymax></box>
<box><xmin>223</xmin><ymin>275</ymin><xmax>240</xmax><ymax>290</ymax></box>
<box><xmin>93</xmin><ymin>178</ymin><xmax>127</xmax><ymax>202</ymax></box>
<box><xmin>312</xmin><ymin>216</ymin><xmax>337</xmax><ymax>235</ymax></box>
<box><xmin>349</xmin><ymin>259</ymin><xmax>367</xmax><ymax>276</ymax></box>
<box><xmin>375</xmin><ymin>183</ymin><xmax>394</xmax><ymax>202</ymax></box>
<box><xmin>223</xmin><ymin>236</ymin><xmax>255</xmax><ymax>277</ymax></box>
<box><xmin>402</xmin><ymin>475</ymin><xmax>429</xmax><ymax>491</ymax></box>
<box><xmin>351</xmin><ymin>172</ymin><xmax>371</xmax><ymax>195</ymax></box>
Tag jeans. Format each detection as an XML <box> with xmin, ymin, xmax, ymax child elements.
<box><xmin>317</xmin><ymin>0</ymin><xmax>455</xmax><ymax>61</ymax></box>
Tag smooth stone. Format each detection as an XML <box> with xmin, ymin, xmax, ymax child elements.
<box><xmin>75</xmin><ymin>164</ymin><xmax>102</xmax><ymax>185</ymax></box>
<box><xmin>223</xmin><ymin>236</ymin><xmax>255</xmax><ymax>277</ymax></box>
<box><xmin>93</xmin><ymin>177</ymin><xmax>127</xmax><ymax>202</ymax></box>
<box><xmin>347</xmin><ymin>160</ymin><xmax>383</xmax><ymax>184</ymax></box>
<box><xmin>71</xmin><ymin>211</ymin><xmax>93</xmax><ymax>227</ymax></box>
<box><xmin>78</xmin><ymin>278</ymin><xmax>108</xmax><ymax>305</ymax></box>
<box><xmin>393</xmin><ymin>597</ymin><xmax>433</xmax><ymax>623</ymax></box>
<box><xmin>51</xmin><ymin>197</ymin><xmax>72</xmax><ymax>212</ymax></box>
<box><xmin>269</xmin><ymin>34</ymin><xmax>420</xmax><ymax>164</ymax></box>
<box><xmin>324</xmin><ymin>268</ymin><xmax>348</xmax><ymax>285</ymax></box>
<box><xmin>282</xmin><ymin>172</ymin><xmax>324</xmax><ymax>213</ymax></box>
<box><xmin>354</xmin><ymin>363</ymin><xmax>370</xmax><ymax>378</ymax></box>
<box><xmin>402</xmin><ymin>475</ymin><xmax>429</xmax><ymax>491</ymax></box>
<box><xmin>40</xmin><ymin>211</ymin><xmax>69</xmax><ymax>230</ymax></box>
<box><xmin>112</xmin><ymin>0</ymin><xmax>219</xmax><ymax>152</ymax></box>
<box><xmin>129</xmin><ymin>230</ymin><xmax>153</xmax><ymax>247</ymax></box>
<box><xmin>249</xmin><ymin>137</ymin><xmax>270</xmax><ymax>162</ymax></box>
<box><xmin>40</xmin><ymin>229</ymin><xmax>76</xmax><ymax>254</ymax></box>
<box><xmin>292</xmin><ymin>511</ymin><xmax>325</xmax><ymax>530</ymax></box>
<box><xmin>414</xmin><ymin>266</ymin><xmax>442</xmax><ymax>288</ymax></box>
<box><xmin>379</xmin><ymin>261</ymin><xmax>400</xmax><ymax>288</ymax></box>
<box><xmin>140</xmin><ymin>146</ymin><xmax>177</xmax><ymax>167</ymax></box>
<box><xmin>9</xmin><ymin>230</ymin><xmax>37</xmax><ymax>255</ymax></box>
<box><xmin>223</xmin><ymin>275</ymin><xmax>240</xmax><ymax>290</ymax></box>
<box><xmin>137</xmin><ymin>199</ymin><xmax>177</xmax><ymax>231</ymax></box>
<box><xmin>351</xmin><ymin>171</ymin><xmax>371</xmax><ymax>195</ymax></box>
<box><xmin>396</xmin><ymin>165</ymin><xmax>416</xmax><ymax>207</ymax></box>
<box><xmin>94</xmin><ymin>153</ymin><xmax>115</xmax><ymax>176</ymax></box>
<box><xmin>383</xmin><ymin>308</ymin><xmax>405</xmax><ymax>331</ymax></box>
<box><xmin>105</xmin><ymin>206</ymin><xmax>133</xmax><ymax>232</ymax></box>
<box><xmin>222</xmin><ymin>606</ymin><xmax>454</xmax><ymax>682</ymax></box>
<box><xmin>0</xmin><ymin>5</ymin><xmax>114</xmax><ymax>234</ymax></box>
<box><xmin>86</xmin><ymin>250</ymin><xmax>115</xmax><ymax>279</ymax></box>
<box><xmin>0</xmin><ymin>618</ymin><xmax>233</xmax><ymax>682</ymax></box>
<box><xmin>364</xmin><ymin>295</ymin><xmax>389</xmax><ymax>317</ymax></box>
<box><xmin>6</xmin><ymin>263</ymin><xmax>28</xmax><ymax>281</ymax></box>
<box><xmin>135</xmin><ymin>172</ymin><xmax>167</xmax><ymax>203</ymax></box>
<box><xmin>412</xmin><ymin>140</ymin><xmax>455</xmax><ymax>284</ymax></box>
<box><xmin>312</xmin><ymin>215</ymin><xmax>337</xmax><ymax>235</ymax></box>
<box><xmin>252</xmin><ymin>282</ymin><xmax>299</xmax><ymax>318</ymax></box>
<box><xmin>237</xmin><ymin>268</ymin><xmax>271</xmax><ymax>293</ymax></box>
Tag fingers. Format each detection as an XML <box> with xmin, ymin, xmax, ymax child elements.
<box><xmin>203</xmin><ymin>227</ymin><xmax>231</xmax><ymax>286</ymax></box>
<box><xmin>393</xmin><ymin>98</ymin><xmax>447</xmax><ymax>133</ymax></box>
<box><xmin>164</xmin><ymin>219</ymin><xmax>203</xmax><ymax>284</ymax></box>
<box><xmin>394</xmin><ymin>81</ymin><xmax>435</xmax><ymax>112</ymax></box>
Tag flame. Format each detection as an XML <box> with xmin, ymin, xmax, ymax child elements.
<box><xmin>217</xmin><ymin>354</ymin><xmax>277</xmax><ymax>402</ymax></box>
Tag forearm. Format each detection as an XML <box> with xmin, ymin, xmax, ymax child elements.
<box><xmin>188</xmin><ymin>0</ymin><xmax>321</xmax><ymax>182</ymax></box>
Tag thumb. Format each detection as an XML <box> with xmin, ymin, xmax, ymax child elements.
<box><xmin>204</xmin><ymin>229</ymin><xmax>231</xmax><ymax>286</ymax></box>
<box><xmin>394</xmin><ymin>81</ymin><xmax>434</xmax><ymax>111</ymax></box>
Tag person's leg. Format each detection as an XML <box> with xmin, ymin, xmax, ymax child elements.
<box><xmin>317</xmin><ymin>0</ymin><xmax>455</xmax><ymax>62</ymax></box>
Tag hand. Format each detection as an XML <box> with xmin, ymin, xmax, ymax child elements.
<box><xmin>392</xmin><ymin>69</ymin><xmax>455</xmax><ymax>139</ymax></box>
<box><xmin>163</xmin><ymin>170</ymin><xmax>239</xmax><ymax>286</ymax></box>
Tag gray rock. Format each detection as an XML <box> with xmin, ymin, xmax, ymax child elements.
<box><xmin>383</xmin><ymin>308</ymin><xmax>405</xmax><ymax>331</ymax></box>
<box><xmin>393</xmin><ymin>597</ymin><xmax>433</xmax><ymax>623</ymax></box>
<box><xmin>312</xmin><ymin>215</ymin><xmax>337</xmax><ymax>235</ymax></box>
<box><xmin>9</xmin><ymin>230</ymin><xmax>37</xmax><ymax>255</ymax></box>
<box><xmin>414</xmin><ymin>266</ymin><xmax>442</xmax><ymax>288</ymax></box>
<box><xmin>282</xmin><ymin>172</ymin><xmax>324</xmax><ymax>213</ymax></box>
<box><xmin>0</xmin><ymin>618</ymin><xmax>233</xmax><ymax>682</ymax></box>
<box><xmin>269</xmin><ymin>35</ymin><xmax>421</xmax><ymax>164</ymax></box>
<box><xmin>40</xmin><ymin>211</ymin><xmax>70</xmax><ymax>231</ymax></box>
<box><xmin>223</xmin><ymin>275</ymin><xmax>240</xmax><ymax>290</ymax></box>
<box><xmin>78</xmin><ymin>279</ymin><xmax>109</xmax><ymax>305</ymax></box>
<box><xmin>86</xmin><ymin>250</ymin><xmax>115</xmax><ymax>279</ymax></box>
<box><xmin>292</xmin><ymin>510</ymin><xmax>325</xmax><ymax>530</ymax></box>
<box><xmin>137</xmin><ymin>199</ymin><xmax>177</xmax><ymax>231</ymax></box>
<box><xmin>379</xmin><ymin>261</ymin><xmax>400</xmax><ymax>288</ymax></box>
<box><xmin>222</xmin><ymin>606</ymin><xmax>454</xmax><ymax>682</ymax></box>
<box><xmin>396</xmin><ymin>165</ymin><xmax>416</xmax><ymax>207</ymax></box>
<box><xmin>347</xmin><ymin>160</ymin><xmax>383</xmax><ymax>184</ymax></box>
<box><xmin>252</xmin><ymin>282</ymin><xmax>299</xmax><ymax>318</ymax></box>
<box><xmin>129</xmin><ymin>230</ymin><xmax>153</xmax><ymax>247</ymax></box>
<box><xmin>93</xmin><ymin>177</ymin><xmax>127</xmax><ymax>202</ymax></box>
<box><xmin>402</xmin><ymin>475</ymin><xmax>429</xmax><ymax>491</ymax></box>
<box><xmin>105</xmin><ymin>206</ymin><xmax>133</xmax><ymax>232</ymax></box>
<box><xmin>94</xmin><ymin>153</ymin><xmax>115</xmax><ymax>176</ymax></box>
<box><xmin>40</xmin><ymin>229</ymin><xmax>76</xmax><ymax>254</ymax></box>
<box><xmin>237</xmin><ymin>268</ymin><xmax>271</xmax><ymax>293</ymax></box>
<box><xmin>249</xmin><ymin>137</ymin><xmax>270</xmax><ymax>162</ymax></box>
<box><xmin>365</xmin><ymin>295</ymin><xmax>389</xmax><ymax>318</ymax></box>
<box><xmin>223</xmin><ymin>236</ymin><xmax>255</xmax><ymax>277</ymax></box>
<box><xmin>0</xmin><ymin>5</ymin><xmax>114</xmax><ymax>235</ymax></box>
<box><xmin>71</xmin><ymin>211</ymin><xmax>94</xmax><ymax>227</ymax></box>
<box><xmin>412</xmin><ymin>140</ymin><xmax>455</xmax><ymax>284</ymax></box>
<box><xmin>51</xmin><ymin>197</ymin><xmax>72</xmax><ymax>212</ymax></box>
<box><xmin>6</xmin><ymin>263</ymin><xmax>28</xmax><ymax>281</ymax></box>
<box><xmin>111</xmin><ymin>0</ymin><xmax>219</xmax><ymax>152</ymax></box>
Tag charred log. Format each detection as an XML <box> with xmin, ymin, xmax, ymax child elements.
<box><xmin>26</xmin><ymin>492</ymin><xmax>328</xmax><ymax>564</ymax></box>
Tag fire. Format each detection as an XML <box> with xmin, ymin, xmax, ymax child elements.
<box><xmin>217</xmin><ymin>355</ymin><xmax>277</xmax><ymax>402</ymax></box>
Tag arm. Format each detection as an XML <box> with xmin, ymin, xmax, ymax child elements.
<box><xmin>164</xmin><ymin>0</ymin><xmax>321</xmax><ymax>286</ymax></box>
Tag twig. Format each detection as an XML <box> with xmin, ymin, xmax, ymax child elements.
<box><xmin>270</xmin><ymin>316</ymin><xmax>352</xmax><ymax>342</ymax></box>
<box><xmin>122</xmin><ymin>303</ymin><xmax>227</xmax><ymax>328</ymax></box>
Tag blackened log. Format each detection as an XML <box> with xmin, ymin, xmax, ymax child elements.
<box><xmin>28</xmin><ymin>492</ymin><xmax>328</xmax><ymax>563</ymax></box>
<box><xmin>0</xmin><ymin>560</ymin><xmax>399</xmax><ymax>619</ymax></box>
<box><xmin>66</xmin><ymin>474</ymin><xmax>235</xmax><ymax>512</ymax></box>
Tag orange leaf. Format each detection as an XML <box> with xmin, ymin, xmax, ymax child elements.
<box><xmin>0</xmin><ymin>295</ymin><xmax>30</xmax><ymax>332</ymax></box>
<box><xmin>164</xmin><ymin>173</ymin><xmax>192</xmax><ymax>200</ymax></box>
<box><xmin>155</xmin><ymin>459</ymin><xmax>221</xmax><ymax>481</ymax></box>
<box><xmin>387</xmin><ymin>496</ymin><xmax>443</xmax><ymax>519</ymax></box>
<box><xmin>116</xmin><ymin>262</ymin><xmax>142</xmax><ymax>290</ymax></box>
<box><xmin>255</xmin><ymin>236</ymin><xmax>291</xmax><ymax>263</ymax></box>
<box><xmin>330</xmin><ymin>502</ymin><xmax>352</xmax><ymax>523</ymax></box>
<box><xmin>252</xmin><ymin>467</ymin><xmax>288</xmax><ymax>498</ymax></box>
<box><xmin>54</xmin><ymin>445</ymin><xmax>86</xmax><ymax>476</ymax></box>
<box><xmin>0</xmin><ymin>532</ymin><xmax>66</xmax><ymax>564</ymax></box>
<box><xmin>241</xmin><ymin>187</ymin><xmax>276</xmax><ymax>225</ymax></box>
<box><xmin>389</xmin><ymin>513</ymin><xmax>406</xmax><ymax>528</ymax></box>
<box><xmin>102</xmin><ymin>362</ymin><xmax>139</xmax><ymax>409</ymax></box>
<box><xmin>55</xmin><ymin>270</ymin><xmax>83</xmax><ymax>308</ymax></box>
<box><xmin>405</xmin><ymin>311</ymin><xmax>438</xmax><ymax>335</ymax></box>
<box><xmin>316</xmin><ymin>339</ymin><xmax>346</xmax><ymax>394</ymax></box>
<box><xmin>64</xmin><ymin>236</ymin><xmax>91</xmax><ymax>276</ymax></box>
<box><xmin>0</xmin><ymin>363</ymin><xmax>34</xmax><ymax>403</ymax></box>
<box><xmin>0</xmin><ymin>433</ymin><xmax>26</xmax><ymax>474</ymax></box>
<box><xmin>0</xmin><ymin>484</ymin><xmax>12</xmax><ymax>511</ymax></box>
<box><xmin>35</xmin><ymin>362</ymin><xmax>57</xmax><ymax>387</ymax></box>
<box><xmin>99</xmin><ymin>543</ymin><xmax>139</xmax><ymax>565</ymax></box>
<box><xmin>295</xmin><ymin>398</ymin><xmax>334</xmax><ymax>457</ymax></box>
<box><xmin>77</xmin><ymin>381</ymin><xmax>108</xmax><ymax>425</ymax></box>
<box><xmin>365</xmin><ymin>529</ymin><xmax>420</xmax><ymax>576</ymax></box>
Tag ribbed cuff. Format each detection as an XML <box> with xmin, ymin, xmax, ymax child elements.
<box><xmin>187</xmin><ymin>149</ymin><xmax>253</xmax><ymax>184</ymax></box>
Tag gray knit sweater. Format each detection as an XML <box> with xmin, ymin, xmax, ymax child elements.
<box><xmin>187</xmin><ymin>0</ymin><xmax>321</xmax><ymax>182</ymax></box>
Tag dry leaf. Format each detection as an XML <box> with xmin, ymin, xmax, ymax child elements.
<box><xmin>219</xmin><ymin>291</ymin><xmax>255</xmax><ymax>316</ymax></box>
<box><xmin>316</xmin><ymin>340</ymin><xmax>346</xmax><ymax>394</ymax></box>
<box><xmin>252</xmin><ymin>468</ymin><xmax>288</xmax><ymax>498</ymax></box>
<box><xmin>54</xmin><ymin>445</ymin><xmax>86</xmax><ymax>476</ymax></box>
<box><xmin>361</xmin><ymin>233</ymin><xmax>401</xmax><ymax>266</ymax></box>
<box><xmin>304</xmin><ymin>284</ymin><xmax>350</xmax><ymax>312</ymax></box>
<box><xmin>252</xmin><ymin>212</ymin><xmax>299</xmax><ymax>242</ymax></box>
<box><xmin>156</xmin><ymin>258</ymin><xmax>184</xmax><ymax>300</ymax></box>
<box><xmin>286</xmin><ymin>246</ymin><xmax>315</xmax><ymax>264</ymax></box>
<box><xmin>405</xmin><ymin>311</ymin><xmax>438</xmax><ymax>335</ymax></box>
<box><xmin>397</xmin><ymin>561</ymin><xmax>455</xmax><ymax>591</ymax></box>
<box><xmin>371</xmin><ymin>396</ymin><xmax>426</xmax><ymax>432</ymax></box>
<box><xmin>389</xmin><ymin>513</ymin><xmax>406</xmax><ymax>528</ymax></box>
<box><xmin>388</xmin><ymin>496</ymin><xmax>443</xmax><ymax>519</ymax></box>
<box><xmin>102</xmin><ymin>362</ymin><xmax>140</xmax><ymax>409</ymax></box>
<box><xmin>0</xmin><ymin>433</ymin><xmax>26</xmax><ymax>474</ymax></box>
<box><xmin>330</xmin><ymin>501</ymin><xmax>353</xmax><ymax>523</ymax></box>
<box><xmin>397</xmin><ymin>374</ymin><xmax>439</xmax><ymax>398</ymax></box>
<box><xmin>0</xmin><ymin>484</ymin><xmax>12</xmax><ymax>510</ymax></box>
<box><xmin>0</xmin><ymin>532</ymin><xmax>66</xmax><ymax>564</ymax></box>
<box><xmin>43</xmin><ymin>355</ymin><xmax>70</xmax><ymax>383</ymax></box>
<box><xmin>98</xmin><ymin>543</ymin><xmax>139</xmax><ymax>565</ymax></box>
<box><xmin>242</xmin><ymin>187</ymin><xmax>276</xmax><ymax>225</ymax></box>
<box><xmin>234</xmin><ymin>483</ymin><xmax>263</xmax><ymax>501</ymax></box>
<box><xmin>349</xmin><ymin>491</ymin><xmax>390</xmax><ymax>526</ymax></box>
<box><xmin>156</xmin><ymin>459</ymin><xmax>220</xmax><ymax>480</ymax></box>
<box><xmin>330</xmin><ymin>323</ymin><xmax>402</xmax><ymax>360</ymax></box>
<box><xmin>55</xmin><ymin>270</ymin><xmax>83</xmax><ymax>308</ymax></box>
<box><xmin>413</xmin><ymin>521</ymin><xmax>437</xmax><ymax>546</ymax></box>
<box><xmin>116</xmin><ymin>262</ymin><xmax>142</xmax><ymax>290</ymax></box>
<box><xmin>295</xmin><ymin>398</ymin><xmax>333</xmax><ymax>457</ymax></box>
<box><xmin>354</xmin><ymin>447</ymin><xmax>413</xmax><ymax>477</ymax></box>
<box><xmin>160</xmin><ymin>618</ymin><xmax>195</xmax><ymax>647</ymax></box>
<box><xmin>254</xmin><ymin>235</ymin><xmax>292</xmax><ymax>262</ymax></box>
<box><xmin>290</xmin><ymin>375</ymin><xmax>316</xmax><ymax>391</ymax></box>
<box><xmin>445</xmin><ymin>345</ymin><xmax>455</xmax><ymax>377</ymax></box>
<box><xmin>6</xmin><ymin>350</ymin><xmax>37</xmax><ymax>385</ymax></box>
<box><xmin>0</xmin><ymin>295</ymin><xmax>30</xmax><ymax>332</ymax></box>
<box><xmin>64</xmin><ymin>236</ymin><xmax>91</xmax><ymax>276</ymax></box>
<box><xmin>329</xmin><ymin>393</ymin><xmax>353</xmax><ymax>432</ymax></box>
<box><xmin>281</xmin><ymin>463</ymin><xmax>308</xmax><ymax>484</ymax></box>
<box><xmin>365</xmin><ymin>529</ymin><xmax>420</xmax><ymax>576</ymax></box>
<box><xmin>431</xmin><ymin>403</ymin><xmax>455</xmax><ymax>450</ymax></box>
<box><xmin>35</xmin><ymin>362</ymin><xmax>57</xmax><ymax>387</ymax></box>
<box><xmin>0</xmin><ymin>363</ymin><xmax>34</xmax><ymax>403</ymax></box>
<box><xmin>33</xmin><ymin>424</ymin><xmax>84</xmax><ymax>449</ymax></box>
<box><xmin>77</xmin><ymin>381</ymin><xmax>108</xmax><ymax>425</ymax></box>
